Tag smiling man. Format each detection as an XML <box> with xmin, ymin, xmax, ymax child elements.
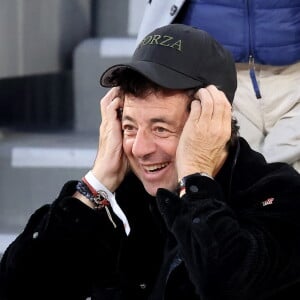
<box><xmin>1</xmin><ymin>24</ymin><xmax>300</xmax><ymax>300</ymax></box>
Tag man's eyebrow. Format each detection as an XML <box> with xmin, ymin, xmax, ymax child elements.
<box><xmin>149</xmin><ymin>117</ymin><xmax>176</xmax><ymax>125</ymax></box>
<box><xmin>122</xmin><ymin>115</ymin><xmax>176</xmax><ymax>125</ymax></box>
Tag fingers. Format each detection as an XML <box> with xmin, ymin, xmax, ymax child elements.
<box><xmin>100</xmin><ymin>87</ymin><xmax>124</xmax><ymax>119</ymax></box>
<box><xmin>205</xmin><ymin>85</ymin><xmax>232</xmax><ymax>119</ymax></box>
<box><xmin>196</xmin><ymin>85</ymin><xmax>231</xmax><ymax>114</ymax></box>
<box><xmin>187</xmin><ymin>85</ymin><xmax>232</xmax><ymax>151</ymax></box>
<box><xmin>194</xmin><ymin>85</ymin><xmax>231</xmax><ymax>128</ymax></box>
<box><xmin>101</xmin><ymin>87</ymin><xmax>121</xmax><ymax>106</ymax></box>
<box><xmin>208</xmin><ymin>86</ymin><xmax>232</xmax><ymax>139</ymax></box>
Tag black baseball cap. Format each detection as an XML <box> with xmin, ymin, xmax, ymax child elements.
<box><xmin>100</xmin><ymin>23</ymin><xmax>237</xmax><ymax>103</ymax></box>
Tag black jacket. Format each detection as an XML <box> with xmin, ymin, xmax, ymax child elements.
<box><xmin>1</xmin><ymin>137</ymin><xmax>300</xmax><ymax>300</ymax></box>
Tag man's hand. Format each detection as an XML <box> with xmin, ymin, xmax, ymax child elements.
<box><xmin>91</xmin><ymin>87</ymin><xmax>129</xmax><ymax>192</ymax></box>
<box><xmin>176</xmin><ymin>85</ymin><xmax>232</xmax><ymax>179</ymax></box>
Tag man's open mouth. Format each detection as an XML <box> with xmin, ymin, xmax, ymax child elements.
<box><xmin>144</xmin><ymin>163</ymin><xmax>169</xmax><ymax>172</ymax></box>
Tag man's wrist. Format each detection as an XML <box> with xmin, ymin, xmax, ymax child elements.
<box><xmin>90</xmin><ymin>168</ymin><xmax>118</xmax><ymax>192</ymax></box>
<box><xmin>73</xmin><ymin>191</ymin><xmax>95</xmax><ymax>209</ymax></box>
<box><xmin>76</xmin><ymin>170</ymin><xmax>131</xmax><ymax>235</ymax></box>
<box><xmin>178</xmin><ymin>172</ymin><xmax>214</xmax><ymax>197</ymax></box>
<box><xmin>76</xmin><ymin>179</ymin><xmax>110</xmax><ymax>210</ymax></box>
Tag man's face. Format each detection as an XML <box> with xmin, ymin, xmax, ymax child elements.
<box><xmin>122</xmin><ymin>90</ymin><xmax>190</xmax><ymax>196</ymax></box>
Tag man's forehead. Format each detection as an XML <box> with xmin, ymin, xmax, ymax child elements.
<box><xmin>123</xmin><ymin>89</ymin><xmax>190</xmax><ymax>103</ymax></box>
<box><xmin>122</xmin><ymin>91</ymin><xmax>190</xmax><ymax>124</ymax></box>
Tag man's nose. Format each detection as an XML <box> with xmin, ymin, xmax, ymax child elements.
<box><xmin>132</xmin><ymin>129</ymin><xmax>156</xmax><ymax>158</ymax></box>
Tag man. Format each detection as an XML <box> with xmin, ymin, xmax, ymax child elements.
<box><xmin>1</xmin><ymin>24</ymin><xmax>300</xmax><ymax>300</ymax></box>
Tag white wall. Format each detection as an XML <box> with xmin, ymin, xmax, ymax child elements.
<box><xmin>128</xmin><ymin>0</ymin><xmax>147</xmax><ymax>36</ymax></box>
<box><xmin>0</xmin><ymin>0</ymin><xmax>147</xmax><ymax>78</ymax></box>
<box><xmin>0</xmin><ymin>0</ymin><xmax>91</xmax><ymax>78</ymax></box>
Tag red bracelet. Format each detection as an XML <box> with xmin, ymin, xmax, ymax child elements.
<box><xmin>82</xmin><ymin>176</ymin><xmax>98</xmax><ymax>197</ymax></box>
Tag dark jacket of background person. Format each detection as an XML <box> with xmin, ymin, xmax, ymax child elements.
<box><xmin>1</xmin><ymin>137</ymin><xmax>300</xmax><ymax>300</ymax></box>
<box><xmin>137</xmin><ymin>0</ymin><xmax>300</xmax><ymax>66</ymax></box>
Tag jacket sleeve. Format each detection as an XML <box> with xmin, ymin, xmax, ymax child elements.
<box><xmin>0</xmin><ymin>180</ymin><xmax>125</xmax><ymax>300</ymax></box>
<box><xmin>136</xmin><ymin>0</ymin><xmax>186</xmax><ymax>45</ymax></box>
<box><xmin>156</xmin><ymin>173</ymin><xmax>300</xmax><ymax>300</ymax></box>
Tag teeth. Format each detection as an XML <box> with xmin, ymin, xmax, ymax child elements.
<box><xmin>145</xmin><ymin>163</ymin><xmax>168</xmax><ymax>171</ymax></box>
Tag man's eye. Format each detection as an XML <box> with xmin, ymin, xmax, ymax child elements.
<box><xmin>122</xmin><ymin>124</ymin><xmax>133</xmax><ymax>130</ymax></box>
<box><xmin>156</xmin><ymin>127</ymin><xmax>167</xmax><ymax>133</ymax></box>
<box><xmin>122</xmin><ymin>124</ymin><xmax>137</xmax><ymax>135</ymax></box>
<box><xmin>154</xmin><ymin>127</ymin><xmax>172</xmax><ymax>136</ymax></box>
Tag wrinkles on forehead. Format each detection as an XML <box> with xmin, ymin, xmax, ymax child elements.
<box><xmin>124</xmin><ymin>88</ymin><xmax>192</xmax><ymax>108</ymax></box>
<box><xmin>122</xmin><ymin>89</ymin><xmax>193</xmax><ymax>127</ymax></box>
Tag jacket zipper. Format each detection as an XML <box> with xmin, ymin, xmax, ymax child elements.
<box><xmin>249</xmin><ymin>55</ymin><xmax>262</xmax><ymax>99</ymax></box>
<box><xmin>247</xmin><ymin>0</ymin><xmax>262</xmax><ymax>99</ymax></box>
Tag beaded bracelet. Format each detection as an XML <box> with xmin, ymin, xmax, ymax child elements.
<box><xmin>76</xmin><ymin>180</ymin><xmax>110</xmax><ymax>210</ymax></box>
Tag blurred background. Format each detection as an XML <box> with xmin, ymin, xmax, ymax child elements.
<box><xmin>0</xmin><ymin>0</ymin><xmax>146</xmax><ymax>255</ymax></box>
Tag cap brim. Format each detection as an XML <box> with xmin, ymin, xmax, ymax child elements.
<box><xmin>100</xmin><ymin>61</ymin><xmax>205</xmax><ymax>89</ymax></box>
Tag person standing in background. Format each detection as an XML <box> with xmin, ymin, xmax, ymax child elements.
<box><xmin>137</xmin><ymin>0</ymin><xmax>300</xmax><ymax>173</ymax></box>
